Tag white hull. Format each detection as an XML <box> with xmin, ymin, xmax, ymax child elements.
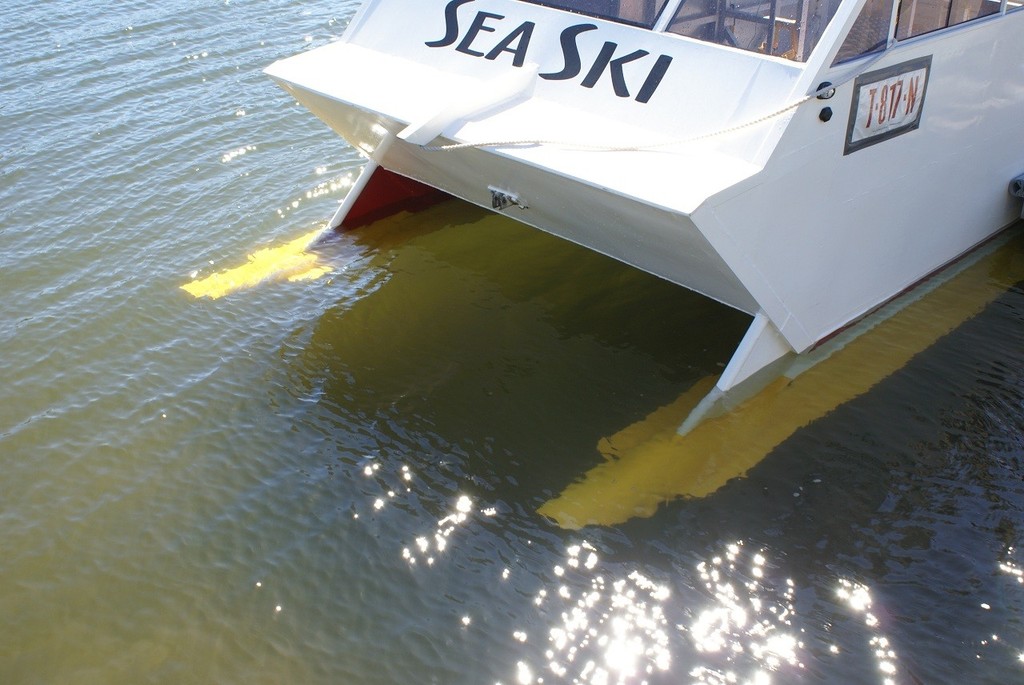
<box><xmin>267</xmin><ymin>0</ymin><xmax>1024</xmax><ymax>390</ymax></box>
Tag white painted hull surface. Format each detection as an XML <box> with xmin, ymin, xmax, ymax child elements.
<box><xmin>267</xmin><ymin>0</ymin><xmax>1024</xmax><ymax>390</ymax></box>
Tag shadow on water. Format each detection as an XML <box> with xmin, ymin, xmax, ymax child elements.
<box><xmin>288</xmin><ymin>200</ymin><xmax>751</xmax><ymax>503</ymax></box>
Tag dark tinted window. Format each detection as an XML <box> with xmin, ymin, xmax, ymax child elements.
<box><xmin>896</xmin><ymin>0</ymin><xmax>1000</xmax><ymax>38</ymax></box>
<box><xmin>833</xmin><ymin>0</ymin><xmax>894</xmax><ymax>63</ymax></box>
<box><xmin>666</xmin><ymin>0</ymin><xmax>844</xmax><ymax>61</ymax></box>
<box><xmin>521</xmin><ymin>0</ymin><xmax>671</xmax><ymax>27</ymax></box>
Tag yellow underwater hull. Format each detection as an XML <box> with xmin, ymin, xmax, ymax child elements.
<box><xmin>539</xmin><ymin>228</ymin><xmax>1024</xmax><ymax>529</ymax></box>
<box><xmin>180</xmin><ymin>229</ymin><xmax>332</xmax><ymax>300</ymax></box>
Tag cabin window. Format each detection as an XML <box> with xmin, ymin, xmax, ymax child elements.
<box><xmin>665</xmin><ymin>0</ymin><xmax>844</xmax><ymax>61</ymax></box>
<box><xmin>833</xmin><ymin>0</ymin><xmax>894</xmax><ymax>63</ymax></box>
<box><xmin>895</xmin><ymin>0</ymin><xmax>1000</xmax><ymax>37</ymax></box>
<box><xmin>834</xmin><ymin>0</ymin><xmax>1003</xmax><ymax>64</ymax></box>
<box><xmin>522</xmin><ymin>0</ymin><xmax>671</xmax><ymax>27</ymax></box>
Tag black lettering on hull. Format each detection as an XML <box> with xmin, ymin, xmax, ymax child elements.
<box><xmin>426</xmin><ymin>0</ymin><xmax>674</xmax><ymax>104</ymax></box>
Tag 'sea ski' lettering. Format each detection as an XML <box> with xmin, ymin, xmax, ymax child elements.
<box><xmin>425</xmin><ymin>0</ymin><xmax>672</xmax><ymax>104</ymax></box>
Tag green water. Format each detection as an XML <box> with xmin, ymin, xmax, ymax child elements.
<box><xmin>3</xmin><ymin>1</ymin><xmax>1024</xmax><ymax>683</ymax></box>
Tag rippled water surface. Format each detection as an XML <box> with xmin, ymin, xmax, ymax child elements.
<box><xmin>2</xmin><ymin>1</ymin><xmax>1024</xmax><ymax>683</ymax></box>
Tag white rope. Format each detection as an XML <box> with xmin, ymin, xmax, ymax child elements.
<box><xmin>423</xmin><ymin>89</ymin><xmax>820</xmax><ymax>152</ymax></box>
<box><xmin>422</xmin><ymin>51</ymin><xmax>888</xmax><ymax>154</ymax></box>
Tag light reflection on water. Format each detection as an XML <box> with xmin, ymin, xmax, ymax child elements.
<box><xmin>531</xmin><ymin>545</ymin><xmax>672</xmax><ymax>684</ymax></box>
<box><xmin>383</xmin><ymin>492</ymin><xmax>976</xmax><ymax>685</ymax></box>
<box><xmin>687</xmin><ymin>542</ymin><xmax>803</xmax><ymax>684</ymax></box>
<box><xmin>834</xmin><ymin>580</ymin><xmax>899</xmax><ymax>685</ymax></box>
<box><xmin>487</xmin><ymin>540</ymin><xmax>927</xmax><ymax>685</ymax></box>
<box><xmin>402</xmin><ymin>493</ymin><xmax>495</xmax><ymax>568</ymax></box>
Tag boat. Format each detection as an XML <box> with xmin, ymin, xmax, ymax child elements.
<box><xmin>265</xmin><ymin>0</ymin><xmax>1024</xmax><ymax>414</ymax></box>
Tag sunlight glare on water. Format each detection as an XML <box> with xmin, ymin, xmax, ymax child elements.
<box><xmin>834</xmin><ymin>580</ymin><xmax>900</xmax><ymax>685</ymax></box>
<box><xmin>687</xmin><ymin>543</ymin><xmax>802</xmax><ymax>684</ymax></box>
